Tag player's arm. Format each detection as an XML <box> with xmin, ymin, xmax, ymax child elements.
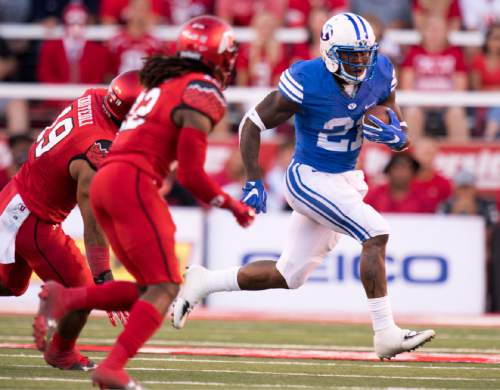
<box><xmin>173</xmin><ymin>108</ymin><xmax>254</xmax><ymax>227</ymax></box>
<box><xmin>69</xmin><ymin>159</ymin><xmax>110</xmax><ymax>280</ymax></box>
<box><xmin>238</xmin><ymin>91</ymin><xmax>299</xmax><ymax>213</ymax></box>
<box><xmin>240</xmin><ymin>91</ymin><xmax>299</xmax><ymax>180</ymax></box>
<box><xmin>380</xmin><ymin>90</ymin><xmax>410</xmax><ymax>150</ymax></box>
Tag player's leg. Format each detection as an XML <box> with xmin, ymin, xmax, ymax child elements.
<box><xmin>286</xmin><ymin>162</ymin><xmax>435</xmax><ymax>358</ymax></box>
<box><xmin>172</xmin><ymin>210</ymin><xmax>340</xmax><ymax>328</ymax></box>
<box><xmin>0</xmin><ymin>253</ymin><xmax>32</xmax><ymax>296</ymax></box>
<box><xmin>91</xmin><ymin>165</ymin><xmax>181</xmax><ymax>388</ymax></box>
<box><xmin>33</xmin><ymin>163</ymin><xmax>181</xmax><ymax>388</ymax></box>
<box><xmin>15</xmin><ymin>214</ymin><xmax>95</xmax><ymax>370</ymax></box>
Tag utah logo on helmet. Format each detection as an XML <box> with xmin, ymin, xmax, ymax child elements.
<box><xmin>177</xmin><ymin>15</ymin><xmax>238</xmax><ymax>89</ymax></box>
<box><xmin>319</xmin><ymin>13</ymin><xmax>378</xmax><ymax>85</ymax></box>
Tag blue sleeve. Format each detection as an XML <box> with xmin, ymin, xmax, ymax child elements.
<box><xmin>278</xmin><ymin>61</ymin><xmax>305</xmax><ymax>105</ymax></box>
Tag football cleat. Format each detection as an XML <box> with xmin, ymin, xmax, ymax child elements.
<box><xmin>33</xmin><ymin>281</ymin><xmax>71</xmax><ymax>351</ymax></box>
<box><xmin>171</xmin><ymin>265</ymin><xmax>210</xmax><ymax>329</ymax></box>
<box><xmin>91</xmin><ymin>365</ymin><xmax>146</xmax><ymax>390</ymax></box>
<box><xmin>44</xmin><ymin>346</ymin><xmax>96</xmax><ymax>371</ymax></box>
<box><xmin>374</xmin><ymin>326</ymin><xmax>436</xmax><ymax>360</ymax></box>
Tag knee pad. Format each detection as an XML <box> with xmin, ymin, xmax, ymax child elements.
<box><xmin>276</xmin><ymin>254</ymin><xmax>323</xmax><ymax>290</ymax></box>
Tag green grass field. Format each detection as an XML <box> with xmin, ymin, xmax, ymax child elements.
<box><xmin>0</xmin><ymin>314</ymin><xmax>499</xmax><ymax>389</ymax></box>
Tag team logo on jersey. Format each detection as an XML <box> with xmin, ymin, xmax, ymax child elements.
<box><xmin>321</xmin><ymin>24</ymin><xmax>334</xmax><ymax>41</ymax></box>
<box><xmin>348</xmin><ymin>103</ymin><xmax>357</xmax><ymax>110</ymax></box>
<box><xmin>85</xmin><ymin>139</ymin><xmax>112</xmax><ymax>169</ymax></box>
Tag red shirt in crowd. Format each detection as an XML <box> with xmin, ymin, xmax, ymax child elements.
<box><xmin>413</xmin><ymin>172</ymin><xmax>453</xmax><ymax>212</ymax></box>
<box><xmin>108</xmin><ymin>31</ymin><xmax>163</xmax><ymax>74</ymax></box>
<box><xmin>364</xmin><ymin>183</ymin><xmax>429</xmax><ymax>213</ymax></box>
<box><xmin>162</xmin><ymin>0</ymin><xmax>214</xmax><ymax>24</ymax></box>
<box><xmin>285</xmin><ymin>0</ymin><xmax>346</xmax><ymax>27</ymax></box>
<box><xmin>236</xmin><ymin>43</ymin><xmax>290</xmax><ymax>86</ymax></box>
<box><xmin>413</xmin><ymin>0</ymin><xmax>462</xmax><ymax>21</ymax></box>
<box><xmin>37</xmin><ymin>40</ymin><xmax>109</xmax><ymax>84</ymax></box>
<box><xmin>100</xmin><ymin>0</ymin><xmax>163</xmax><ymax>22</ymax></box>
<box><xmin>471</xmin><ymin>53</ymin><xmax>500</xmax><ymax>90</ymax></box>
<box><xmin>215</xmin><ymin>0</ymin><xmax>285</xmax><ymax>26</ymax></box>
<box><xmin>401</xmin><ymin>45</ymin><xmax>467</xmax><ymax>91</ymax></box>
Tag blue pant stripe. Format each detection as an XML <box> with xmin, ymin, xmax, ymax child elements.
<box><xmin>286</xmin><ymin>164</ymin><xmax>363</xmax><ymax>241</ymax></box>
<box><xmin>293</xmin><ymin>164</ymin><xmax>371</xmax><ymax>239</ymax></box>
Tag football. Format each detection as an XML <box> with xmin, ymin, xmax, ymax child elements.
<box><xmin>363</xmin><ymin>105</ymin><xmax>390</xmax><ymax>127</ymax></box>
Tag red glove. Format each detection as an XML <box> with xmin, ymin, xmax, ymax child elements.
<box><xmin>218</xmin><ymin>194</ymin><xmax>255</xmax><ymax>227</ymax></box>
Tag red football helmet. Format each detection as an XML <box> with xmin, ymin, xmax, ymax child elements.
<box><xmin>176</xmin><ymin>15</ymin><xmax>238</xmax><ymax>88</ymax></box>
<box><xmin>103</xmin><ymin>70</ymin><xmax>142</xmax><ymax>121</ymax></box>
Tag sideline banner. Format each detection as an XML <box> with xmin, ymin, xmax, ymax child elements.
<box><xmin>206</xmin><ymin>210</ymin><xmax>486</xmax><ymax>315</ymax></box>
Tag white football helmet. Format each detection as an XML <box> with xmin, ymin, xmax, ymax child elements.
<box><xmin>319</xmin><ymin>13</ymin><xmax>378</xmax><ymax>84</ymax></box>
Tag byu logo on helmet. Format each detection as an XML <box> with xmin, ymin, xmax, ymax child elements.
<box><xmin>321</xmin><ymin>23</ymin><xmax>334</xmax><ymax>41</ymax></box>
<box><xmin>319</xmin><ymin>13</ymin><xmax>378</xmax><ymax>84</ymax></box>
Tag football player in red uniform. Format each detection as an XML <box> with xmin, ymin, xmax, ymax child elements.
<box><xmin>0</xmin><ymin>71</ymin><xmax>142</xmax><ymax>370</ymax></box>
<box><xmin>33</xmin><ymin>15</ymin><xmax>254</xmax><ymax>389</ymax></box>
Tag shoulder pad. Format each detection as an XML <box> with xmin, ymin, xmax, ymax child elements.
<box><xmin>376</xmin><ymin>54</ymin><xmax>397</xmax><ymax>93</ymax></box>
<box><xmin>181</xmin><ymin>79</ymin><xmax>226</xmax><ymax>125</ymax></box>
<box><xmin>278</xmin><ymin>61</ymin><xmax>307</xmax><ymax>105</ymax></box>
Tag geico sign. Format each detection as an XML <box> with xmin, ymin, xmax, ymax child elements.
<box><xmin>241</xmin><ymin>253</ymin><xmax>448</xmax><ymax>285</ymax></box>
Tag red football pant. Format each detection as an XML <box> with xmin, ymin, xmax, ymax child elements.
<box><xmin>90</xmin><ymin>162</ymin><xmax>182</xmax><ymax>286</ymax></box>
<box><xmin>0</xmin><ymin>182</ymin><xmax>93</xmax><ymax>295</ymax></box>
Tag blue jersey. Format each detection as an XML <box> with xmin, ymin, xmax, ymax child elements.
<box><xmin>278</xmin><ymin>55</ymin><xmax>397</xmax><ymax>173</ymax></box>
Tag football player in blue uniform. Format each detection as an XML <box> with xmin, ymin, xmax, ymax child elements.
<box><xmin>173</xmin><ymin>13</ymin><xmax>435</xmax><ymax>359</ymax></box>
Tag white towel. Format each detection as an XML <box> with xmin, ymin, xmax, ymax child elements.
<box><xmin>0</xmin><ymin>194</ymin><xmax>30</xmax><ymax>264</ymax></box>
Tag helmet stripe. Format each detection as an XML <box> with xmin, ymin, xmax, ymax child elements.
<box><xmin>354</xmin><ymin>14</ymin><xmax>369</xmax><ymax>40</ymax></box>
<box><xmin>344</xmin><ymin>13</ymin><xmax>360</xmax><ymax>41</ymax></box>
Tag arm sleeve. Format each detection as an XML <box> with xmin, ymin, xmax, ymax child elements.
<box><xmin>181</xmin><ymin>79</ymin><xmax>227</xmax><ymax>125</ymax></box>
<box><xmin>278</xmin><ymin>62</ymin><xmax>304</xmax><ymax>105</ymax></box>
<box><xmin>176</xmin><ymin>127</ymin><xmax>226</xmax><ymax>205</ymax></box>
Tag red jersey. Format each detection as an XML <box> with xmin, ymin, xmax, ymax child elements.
<box><xmin>108</xmin><ymin>31</ymin><xmax>163</xmax><ymax>74</ymax></box>
<box><xmin>14</xmin><ymin>89</ymin><xmax>118</xmax><ymax>224</ymax></box>
<box><xmin>106</xmin><ymin>72</ymin><xmax>226</xmax><ymax>183</ymax></box>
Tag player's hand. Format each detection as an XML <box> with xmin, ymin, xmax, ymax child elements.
<box><xmin>93</xmin><ymin>270</ymin><xmax>129</xmax><ymax>327</ymax></box>
<box><xmin>241</xmin><ymin>179</ymin><xmax>267</xmax><ymax>214</ymax></box>
<box><xmin>362</xmin><ymin>108</ymin><xmax>408</xmax><ymax>151</ymax></box>
<box><xmin>220</xmin><ymin>194</ymin><xmax>255</xmax><ymax>227</ymax></box>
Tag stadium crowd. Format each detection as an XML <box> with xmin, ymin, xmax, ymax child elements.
<box><xmin>0</xmin><ymin>0</ymin><xmax>500</xmax><ymax>309</ymax></box>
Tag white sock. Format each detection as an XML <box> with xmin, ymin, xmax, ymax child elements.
<box><xmin>205</xmin><ymin>267</ymin><xmax>241</xmax><ymax>294</ymax></box>
<box><xmin>367</xmin><ymin>296</ymin><xmax>396</xmax><ymax>333</ymax></box>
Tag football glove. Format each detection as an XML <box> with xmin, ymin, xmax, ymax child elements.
<box><xmin>362</xmin><ymin>108</ymin><xmax>408</xmax><ymax>151</ymax></box>
<box><xmin>241</xmin><ymin>179</ymin><xmax>267</xmax><ymax>214</ymax></box>
<box><xmin>94</xmin><ymin>270</ymin><xmax>129</xmax><ymax>327</ymax></box>
<box><xmin>220</xmin><ymin>195</ymin><xmax>255</xmax><ymax>227</ymax></box>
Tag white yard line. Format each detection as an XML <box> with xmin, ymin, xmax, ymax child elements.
<box><xmin>5</xmin><ymin>364</ymin><xmax>499</xmax><ymax>382</ymax></box>
<box><xmin>0</xmin><ymin>376</ymin><xmax>402</xmax><ymax>389</ymax></box>
<box><xmin>1</xmin><ymin>353</ymin><xmax>499</xmax><ymax>371</ymax></box>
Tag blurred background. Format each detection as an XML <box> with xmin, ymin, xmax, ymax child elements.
<box><xmin>0</xmin><ymin>0</ymin><xmax>499</xmax><ymax>316</ymax></box>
